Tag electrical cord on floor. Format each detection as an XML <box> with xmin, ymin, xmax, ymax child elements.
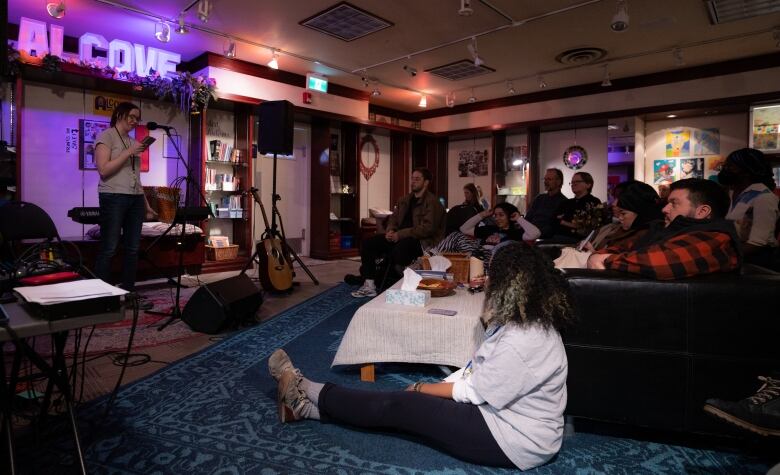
<box><xmin>101</xmin><ymin>295</ymin><xmax>141</xmax><ymax>418</ymax></box>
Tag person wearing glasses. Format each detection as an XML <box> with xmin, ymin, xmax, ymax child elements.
<box><xmin>94</xmin><ymin>102</ymin><xmax>157</xmax><ymax>293</ymax></box>
<box><xmin>555</xmin><ymin>171</ymin><xmax>601</xmax><ymax>241</ymax></box>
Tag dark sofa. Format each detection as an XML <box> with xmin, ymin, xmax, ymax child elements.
<box><xmin>561</xmin><ymin>265</ymin><xmax>780</xmax><ymax>434</ymax></box>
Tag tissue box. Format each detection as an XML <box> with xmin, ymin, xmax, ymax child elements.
<box><xmin>385</xmin><ymin>289</ymin><xmax>431</xmax><ymax>307</ymax></box>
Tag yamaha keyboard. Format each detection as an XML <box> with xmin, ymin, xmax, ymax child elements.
<box><xmin>68</xmin><ymin>206</ymin><xmax>212</xmax><ymax>224</ymax></box>
<box><xmin>68</xmin><ymin>207</ymin><xmax>100</xmax><ymax>224</ymax></box>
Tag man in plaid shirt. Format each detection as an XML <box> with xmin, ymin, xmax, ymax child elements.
<box><xmin>587</xmin><ymin>179</ymin><xmax>741</xmax><ymax>280</ymax></box>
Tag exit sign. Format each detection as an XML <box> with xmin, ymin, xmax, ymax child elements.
<box><xmin>306</xmin><ymin>73</ymin><xmax>328</xmax><ymax>93</ymax></box>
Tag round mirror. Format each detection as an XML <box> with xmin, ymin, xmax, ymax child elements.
<box><xmin>563</xmin><ymin>145</ymin><xmax>588</xmax><ymax>170</ymax></box>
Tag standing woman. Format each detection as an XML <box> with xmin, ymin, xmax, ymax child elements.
<box><xmin>268</xmin><ymin>242</ymin><xmax>574</xmax><ymax>470</ymax></box>
<box><xmin>94</xmin><ymin>102</ymin><xmax>157</xmax><ymax>291</ymax></box>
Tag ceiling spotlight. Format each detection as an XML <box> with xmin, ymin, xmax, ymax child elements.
<box><xmin>267</xmin><ymin>50</ymin><xmax>279</xmax><ymax>69</ymax></box>
<box><xmin>418</xmin><ymin>95</ymin><xmax>427</xmax><ymax>108</ymax></box>
<box><xmin>611</xmin><ymin>0</ymin><xmax>629</xmax><ymax>32</ymax></box>
<box><xmin>403</xmin><ymin>64</ymin><xmax>418</xmax><ymax>77</ymax></box>
<box><xmin>507</xmin><ymin>81</ymin><xmax>516</xmax><ymax>95</ymax></box>
<box><xmin>154</xmin><ymin>21</ymin><xmax>171</xmax><ymax>43</ymax></box>
<box><xmin>176</xmin><ymin>12</ymin><xmax>188</xmax><ymax>34</ymax></box>
<box><xmin>371</xmin><ymin>87</ymin><xmax>381</xmax><ymax>97</ymax></box>
<box><xmin>607</xmin><ymin>123</ymin><xmax>619</xmax><ymax>130</ymax></box>
<box><xmin>197</xmin><ymin>0</ymin><xmax>211</xmax><ymax>23</ymax></box>
<box><xmin>672</xmin><ymin>48</ymin><xmax>685</xmax><ymax>67</ymax></box>
<box><xmin>459</xmin><ymin>0</ymin><xmax>474</xmax><ymax>16</ymax></box>
<box><xmin>467</xmin><ymin>37</ymin><xmax>484</xmax><ymax>67</ymax></box>
<box><xmin>224</xmin><ymin>39</ymin><xmax>236</xmax><ymax>58</ymax></box>
<box><xmin>468</xmin><ymin>89</ymin><xmax>477</xmax><ymax>103</ymax></box>
<box><xmin>538</xmin><ymin>76</ymin><xmax>547</xmax><ymax>88</ymax></box>
<box><xmin>46</xmin><ymin>1</ymin><xmax>66</xmax><ymax>19</ymax></box>
<box><xmin>666</xmin><ymin>114</ymin><xmax>677</xmax><ymax>118</ymax></box>
<box><xmin>446</xmin><ymin>92</ymin><xmax>456</xmax><ymax>107</ymax></box>
<box><xmin>601</xmin><ymin>65</ymin><xmax>612</xmax><ymax>87</ymax></box>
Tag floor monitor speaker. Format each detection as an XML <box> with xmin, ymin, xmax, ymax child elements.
<box><xmin>257</xmin><ymin>100</ymin><xmax>294</xmax><ymax>155</ymax></box>
<box><xmin>181</xmin><ymin>274</ymin><xmax>262</xmax><ymax>334</ymax></box>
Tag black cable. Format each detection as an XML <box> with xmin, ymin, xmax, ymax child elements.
<box><xmin>101</xmin><ymin>296</ymin><xmax>141</xmax><ymax>417</ymax></box>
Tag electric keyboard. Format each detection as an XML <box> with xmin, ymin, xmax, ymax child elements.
<box><xmin>67</xmin><ymin>206</ymin><xmax>211</xmax><ymax>224</ymax></box>
<box><xmin>67</xmin><ymin>207</ymin><xmax>100</xmax><ymax>224</ymax></box>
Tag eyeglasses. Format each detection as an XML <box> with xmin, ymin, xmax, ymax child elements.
<box><xmin>569</xmin><ymin>180</ymin><xmax>585</xmax><ymax>185</ymax></box>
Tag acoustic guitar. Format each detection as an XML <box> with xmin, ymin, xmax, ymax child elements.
<box><xmin>250</xmin><ymin>188</ymin><xmax>293</xmax><ymax>292</ymax></box>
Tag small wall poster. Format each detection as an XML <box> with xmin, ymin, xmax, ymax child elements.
<box><xmin>666</xmin><ymin>128</ymin><xmax>690</xmax><ymax>157</ymax></box>
<box><xmin>79</xmin><ymin>119</ymin><xmax>110</xmax><ymax>170</ymax></box>
<box><xmin>653</xmin><ymin>159</ymin><xmax>676</xmax><ymax>185</ymax></box>
<box><xmin>694</xmin><ymin>128</ymin><xmax>720</xmax><ymax>155</ymax></box>
<box><xmin>705</xmin><ymin>156</ymin><xmax>725</xmax><ymax>182</ymax></box>
<box><xmin>458</xmin><ymin>150</ymin><xmax>489</xmax><ymax>177</ymax></box>
<box><xmin>679</xmin><ymin>158</ymin><xmax>704</xmax><ymax>179</ymax></box>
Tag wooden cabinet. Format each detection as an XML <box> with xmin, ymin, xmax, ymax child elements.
<box><xmin>310</xmin><ymin>119</ymin><xmax>359</xmax><ymax>259</ymax></box>
<box><xmin>189</xmin><ymin>101</ymin><xmax>255</xmax><ymax>272</ymax></box>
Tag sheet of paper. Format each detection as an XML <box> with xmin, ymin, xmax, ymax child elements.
<box><xmin>15</xmin><ymin>279</ymin><xmax>128</xmax><ymax>305</ymax></box>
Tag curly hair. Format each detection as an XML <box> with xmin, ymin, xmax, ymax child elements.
<box><xmin>484</xmin><ymin>242</ymin><xmax>575</xmax><ymax>331</ymax></box>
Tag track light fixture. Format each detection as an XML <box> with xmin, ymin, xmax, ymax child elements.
<box><xmin>418</xmin><ymin>95</ymin><xmax>427</xmax><ymax>108</ymax></box>
<box><xmin>611</xmin><ymin>0</ymin><xmax>629</xmax><ymax>32</ymax></box>
<box><xmin>268</xmin><ymin>50</ymin><xmax>279</xmax><ymax>69</ymax></box>
<box><xmin>403</xmin><ymin>64</ymin><xmax>418</xmax><ymax>77</ymax></box>
<box><xmin>538</xmin><ymin>76</ymin><xmax>547</xmax><ymax>89</ymax></box>
<box><xmin>446</xmin><ymin>92</ymin><xmax>456</xmax><ymax>107</ymax></box>
<box><xmin>507</xmin><ymin>81</ymin><xmax>516</xmax><ymax>94</ymax></box>
<box><xmin>176</xmin><ymin>12</ymin><xmax>188</xmax><ymax>34</ymax></box>
<box><xmin>224</xmin><ymin>39</ymin><xmax>236</xmax><ymax>58</ymax></box>
<box><xmin>468</xmin><ymin>89</ymin><xmax>477</xmax><ymax>103</ymax></box>
<box><xmin>458</xmin><ymin>0</ymin><xmax>474</xmax><ymax>16</ymax></box>
<box><xmin>672</xmin><ymin>48</ymin><xmax>685</xmax><ymax>67</ymax></box>
<box><xmin>371</xmin><ymin>87</ymin><xmax>381</xmax><ymax>97</ymax></box>
<box><xmin>601</xmin><ymin>65</ymin><xmax>612</xmax><ymax>87</ymax></box>
<box><xmin>197</xmin><ymin>0</ymin><xmax>211</xmax><ymax>23</ymax></box>
<box><xmin>467</xmin><ymin>37</ymin><xmax>484</xmax><ymax>67</ymax></box>
<box><xmin>46</xmin><ymin>1</ymin><xmax>66</xmax><ymax>19</ymax></box>
<box><xmin>154</xmin><ymin>21</ymin><xmax>171</xmax><ymax>43</ymax></box>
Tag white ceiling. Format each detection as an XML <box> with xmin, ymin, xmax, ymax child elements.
<box><xmin>9</xmin><ymin>0</ymin><xmax>780</xmax><ymax>113</ymax></box>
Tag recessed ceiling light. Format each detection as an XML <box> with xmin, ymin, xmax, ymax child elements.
<box><xmin>666</xmin><ymin>114</ymin><xmax>677</xmax><ymax>118</ymax></box>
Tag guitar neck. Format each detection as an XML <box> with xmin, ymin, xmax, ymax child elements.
<box><xmin>251</xmin><ymin>190</ymin><xmax>272</xmax><ymax>230</ymax></box>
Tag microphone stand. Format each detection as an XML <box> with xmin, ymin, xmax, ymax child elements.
<box><xmin>149</xmin><ymin>126</ymin><xmax>213</xmax><ymax>332</ymax></box>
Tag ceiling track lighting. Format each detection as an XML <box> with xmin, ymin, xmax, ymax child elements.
<box><xmin>154</xmin><ymin>21</ymin><xmax>171</xmax><ymax>43</ymax></box>
<box><xmin>467</xmin><ymin>37</ymin><xmax>484</xmax><ymax>67</ymax></box>
<box><xmin>672</xmin><ymin>47</ymin><xmax>685</xmax><ymax>66</ymax></box>
<box><xmin>371</xmin><ymin>87</ymin><xmax>381</xmax><ymax>97</ymax></box>
<box><xmin>446</xmin><ymin>92</ymin><xmax>456</xmax><ymax>107</ymax></box>
<box><xmin>267</xmin><ymin>50</ymin><xmax>279</xmax><ymax>69</ymax></box>
<box><xmin>458</xmin><ymin>0</ymin><xmax>474</xmax><ymax>16</ymax></box>
<box><xmin>468</xmin><ymin>89</ymin><xmax>477</xmax><ymax>103</ymax></box>
<box><xmin>46</xmin><ymin>1</ymin><xmax>66</xmax><ymax>19</ymax></box>
<box><xmin>507</xmin><ymin>81</ymin><xmax>516</xmax><ymax>94</ymax></box>
<box><xmin>611</xmin><ymin>0</ymin><xmax>629</xmax><ymax>32</ymax></box>
<box><xmin>197</xmin><ymin>0</ymin><xmax>211</xmax><ymax>23</ymax></box>
<box><xmin>538</xmin><ymin>76</ymin><xmax>547</xmax><ymax>89</ymax></box>
<box><xmin>418</xmin><ymin>94</ymin><xmax>427</xmax><ymax>108</ymax></box>
<box><xmin>601</xmin><ymin>65</ymin><xmax>612</xmax><ymax>87</ymax></box>
<box><xmin>403</xmin><ymin>64</ymin><xmax>417</xmax><ymax>77</ymax></box>
<box><xmin>176</xmin><ymin>12</ymin><xmax>188</xmax><ymax>34</ymax></box>
<box><xmin>224</xmin><ymin>39</ymin><xmax>236</xmax><ymax>58</ymax></box>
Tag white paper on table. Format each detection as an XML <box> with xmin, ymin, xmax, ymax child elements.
<box><xmin>15</xmin><ymin>279</ymin><xmax>128</xmax><ymax>305</ymax></box>
<box><xmin>400</xmin><ymin>268</ymin><xmax>423</xmax><ymax>291</ymax></box>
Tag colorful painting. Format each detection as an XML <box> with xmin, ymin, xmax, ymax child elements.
<box><xmin>694</xmin><ymin>128</ymin><xmax>720</xmax><ymax>155</ymax></box>
<box><xmin>705</xmin><ymin>156</ymin><xmax>725</xmax><ymax>182</ymax></box>
<box><xmin>679</xmin><ymin>158</ymin><xmax>704</xmax><ymax>180</ymax></box>
<box><xmin>653</xmin><ymin>159</ymin><xmax>676</xmax><ymax>185</ymax></box>
<box><xmin>753</xmin><ymin>125</ymin><xmax>779</xmax><ymax>152</ymax></box>
<box><xmin>666</xmin><ymin>129</ymin><xmax>690</xmax><ymax>157</ymax></box>
<box><xmin>78</xmin><ymin>119</ymin><xmax>110</xmax><ymax>170</ymax></box>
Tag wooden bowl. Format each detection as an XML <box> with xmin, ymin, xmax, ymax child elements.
<box><xmin>417</xmin><ymin>278</ymin><xmax>457</xmax><ymax>297</ymax></box>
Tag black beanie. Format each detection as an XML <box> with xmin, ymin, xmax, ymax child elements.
<box><xmin>617</xmin><ymin>182</ymin><xmax>664</xmax><ymax>228</ymax></box>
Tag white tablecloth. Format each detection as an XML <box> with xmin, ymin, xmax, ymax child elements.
<box><xmin>332</xmin><ymin>283</ymin><xmax>486</xmax><ymax>368</ymax></box>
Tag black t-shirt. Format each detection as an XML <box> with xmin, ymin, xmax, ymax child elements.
<box><xmin>400</xmin><ymin>195</ymin><xmax>418</xmax><ymax>229</ymax></box>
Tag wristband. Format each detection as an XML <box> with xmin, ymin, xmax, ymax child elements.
<box><xmin>413</xmin><ymin>381</ymin><xmax>424</xmax><ymax>392</ymax></box>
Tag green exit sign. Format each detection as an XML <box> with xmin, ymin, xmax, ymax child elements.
<box><xmin>306</xmin><ymin>74</ymin><xmax>328</xmax><ymax>93</ymax></box>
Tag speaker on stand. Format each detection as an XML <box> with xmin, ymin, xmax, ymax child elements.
<box><xmin>181</xmin><ymin>274</ymin><xmax>263</xmax><ymax>334</ymax></box>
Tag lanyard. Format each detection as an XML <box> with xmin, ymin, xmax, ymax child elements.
<box><xmin>115</xmin><ymin>127</ymin><xmax>135</xmax><ymax>171</ymax></box>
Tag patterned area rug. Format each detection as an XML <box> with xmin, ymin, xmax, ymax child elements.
<box><xmin>20</xmin><ymin>284</ymin><xmax>771</xmax><ymax>474</ymax></box>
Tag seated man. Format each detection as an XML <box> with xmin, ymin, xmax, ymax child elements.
<box><xmin>525</xmin><ymin>168</ymin><xmax>568</xmax><ymax>239</ymax></box>
<box><xmin>587</xmin><ymin>178</ymin><xmax>741</xmax><ymax>280</ymax></box>
<box><xmin>348</xmin><ymin>168</ymin><xmax>445</xmax><ymax>297</ymax></box>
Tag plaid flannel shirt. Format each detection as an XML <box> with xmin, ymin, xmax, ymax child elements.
<box><xmin>601</xmin><ymin>230</ymin><xmax>739</xmax><ymax>280</ymax></box>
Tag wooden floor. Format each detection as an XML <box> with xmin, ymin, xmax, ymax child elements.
<box><xmin>76</xmin><ymin>257</ymin><xmax>359</xmax><ymax>403</ymax></box>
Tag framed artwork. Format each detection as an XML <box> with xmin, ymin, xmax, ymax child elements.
<box><xmin>458</xmin><ymin>149</ymin><xmax>489</xmax><ymax>177</ymax></box>
<box><xmin>665</xmin><ymin>128</ymin><xmax>690</xmax><ymax>157</ymax></box>
<box><xmin>679</xmin><ymin>157</ymin><xmax>704</xmax><ymax>180</ymax></box>
<box><xmin>653</xmin><ymin>159</ymin><xmax>676</xmax><ymax>185</ymax></box>
<box><xmin>705</xmin><ymin>156</ymin><xmax>725</xmax><ymax>182</ymax></box>
<box><xmin>750</xmin><ymin>104</ymin><xmax>780</xmax><ymax>153</ymax></box>
<box><xmin>694</xmin><ymin>128</ymin><xmax>720</xmax><ymax>155</ymax></box>
<box><xmin>79</xmin><ymin>119</ymin><xmax>110</xmax><ymax>170</ymax></box>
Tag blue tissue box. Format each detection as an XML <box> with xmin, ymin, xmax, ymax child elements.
<box><xmin>385</xmin><ymin>289</ymin><xmax>431</xmax><ymax>307</ymax></box>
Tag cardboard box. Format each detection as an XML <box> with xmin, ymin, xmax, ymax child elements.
<box><xmin>385</xmin><ymin>289</ymin><xmax>431</xmax><ymax>307</ymax></box>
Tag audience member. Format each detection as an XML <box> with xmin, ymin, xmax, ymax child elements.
<box><xmin>463</xmin><ymin>183</ymin><xmax>484</xmax><ymax>211</ymax></box>
<box><xmin>269</xmin><ymin>242</ymin><xmax>575</xmax><ymax>470</ymax></box>
<box><xmin>587</xmin><ymin>178</ymin><xmax>741</xmax><ymax>280</ymax></box>
<box><xmin>556</xmin><ymin>171</ymin><xmax>601</xmax><ymax>240</ymax></box>
<box><xmin>525</xmin><ymin>168</ymin><xmax>568</xmax><ymax>239</ymax></box>
<box><xmin>703</xmin><ymin>373</ymin><xmax>779</xmax><ymax>437</ymax></box>
<box><xmin>444</xmin><ymin>183</ymin><xmax>484</xmax><ymax>235</ymax></box>
<box><xmin>347</xmin><ymin>168</ymin><xmax>445</xmax><ymax>297</ymax></box>
<box><xmin>719</xmin><ymin>147</ymin><xmax>779</xmax><ymax>270</ymax></box>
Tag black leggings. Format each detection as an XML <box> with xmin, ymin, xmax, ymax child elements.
<box><xmin>318</xmin><ymin>383</ymin><xmax>514</xmax><ymax>468</ymax></box>
<box><xmin>360</xmin><ymin>235</ymin><xmax>422</xmax><ymax>281</ymax></box>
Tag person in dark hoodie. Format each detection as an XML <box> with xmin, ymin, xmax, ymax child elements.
<box><xmin>588</xmin><ymin>181</ymin><xmax>664</xmax><ymax>250</ymax></box>
<box><xmin>587</xmin><ymin>178</ymin><xmax>741</xmax><ymax>280</ymax></box>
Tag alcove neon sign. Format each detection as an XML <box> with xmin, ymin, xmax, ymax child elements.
<box><xmin>17</xmin><ymin>17</ymin><xmax>181</xmax><ymax>78</ymax></box>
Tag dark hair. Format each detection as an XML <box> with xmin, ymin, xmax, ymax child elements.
<box><xmin>547</xmin><ymin>168</ymin><xmax>564</xmax><ymax>183</ymax></box>
<box><xmin>493</xmin><ymin>201</ymin><xmax>519</xmax><ymax>218</ymax></box>
<box><xmin>669</xmin><ymin>178</ymin><xmax>730</xmax><ymax>219</ymax></box>
<box><xmin>485</xmin><ymin>242</ymin><xmax>575</xmax><ymax>331</ymax></box>
<box><xmin>574</xmin><ymin>171</ymin><xmax>594</xmax><ymax>192</ymax></box>
<box><xmin>612</xmin><ymin>180</ymin><xmax>638</xmax><ymax>201</ymax></box>
<box><xmin>726</xmin><ymin>148</ymin><xmax>776</xmax><ymax>190</ymax></box>
<box><xmin>617</xmin><ymin>181</ymin><xmax>663</xmax><ymax>228</ymax></box>
<box><xmin>463</xmin><ymin>183</ymin><xmax>479</xmax><ymax>206</ymax></box>
<box><xmin>413</xmin><ymin>167</ymin><xmax>433</xmax><ymax>183</ymax></box>
<box><xmin>110</xmin><ymin>101</ymin><xmax>140</xmax><ymax>127</ymax></box>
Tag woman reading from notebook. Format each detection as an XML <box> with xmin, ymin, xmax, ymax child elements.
<box><xmin>268</xmin><ymin>242</ymin><xmax>574</xmax><ymax>470</ymax></box>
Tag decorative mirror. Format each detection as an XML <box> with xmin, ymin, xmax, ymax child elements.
<box><xmin>359</xmin><ymin>134</ymin><xmax>380</xmax><ymax>180</ymax></box>
<box><xmin>563</xmin><ymin>145</ymin><xmax>588</xmax><ymax>170</ymax></box>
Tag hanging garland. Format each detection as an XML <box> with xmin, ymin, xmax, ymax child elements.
<box><xmin>359</xmin><ymin>134</ymin><xmax>380</xmax><ymax>181</ymax></box>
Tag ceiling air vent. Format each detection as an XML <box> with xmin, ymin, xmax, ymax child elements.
<box><xmin>706</xmin><ymin>0</ymin><xmax>780</xmax><ymax>24</ymax></box>
<box><xmin>300</xmin><ymin>2</ymin><xmax>393</xmax><ymax>42</ymax></box>
<box><xmin>426</xmin><ymin>60</ymin><xmax>495</xmax><ymax>81</ymax></box>
<box><xmin>555</xmin><ymin>47</ymin><xmax>607</xmax><ymax>65</ymax></box>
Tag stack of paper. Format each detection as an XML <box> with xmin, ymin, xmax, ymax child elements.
<box><xmin>15</xmin><ymin>279</ymin><xmax>128</xmax><ymax>305</ymax></box>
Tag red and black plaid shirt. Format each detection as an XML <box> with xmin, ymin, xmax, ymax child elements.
<box><xmin>601</xmin><ymin>230</ymin><xmax>739</xmax><ymax>280</ymax></box>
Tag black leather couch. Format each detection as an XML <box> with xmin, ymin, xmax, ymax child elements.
<box><xmin>561</xmin><ymin>265</ymin><xmax>780</xmax><ymax>434</ymax></box>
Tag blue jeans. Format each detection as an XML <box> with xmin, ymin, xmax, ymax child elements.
<box><xmin>94</xmin><ymin>193</ymin><xmax>145</xmax><ymax>290</ymax></box>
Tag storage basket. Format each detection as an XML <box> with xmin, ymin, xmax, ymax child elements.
<box><xmin>143</xmin><ymin>186</ymin><xmax>180</xmax><ymax>223</ymax></box>
<box><xmin>422</xmin><ymin>252</ymin><xmax>470</xmax><ymax>283</ymax></box>
<box><xmin>205</xmin><ymin>244</ymin><xmax>239</xmax><ymax>261</ymax></box>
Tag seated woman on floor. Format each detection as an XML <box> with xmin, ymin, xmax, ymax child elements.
<box><xmin>268</xmin><ymin>242</ymin><xmax>575</xmax><ymax>470</ymax></box>
<box><xmin>429</xmin><ymin>202</ymin><xmax>540</xmax><ymax>261</ymax></box>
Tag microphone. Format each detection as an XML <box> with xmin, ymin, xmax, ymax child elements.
<box><xmin>147</xmin><ymin>122</ymin><xmax>174</xmax><ymax>132</ymax></box>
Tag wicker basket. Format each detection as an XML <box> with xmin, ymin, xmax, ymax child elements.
<box><xmin>421</xmin><ymin>252</ymin><xmax>470</xmax><ymax>283</ymax></box>
<box><xmin>205</xmin><ymin>244</ymin><xmax>239</xmax><ymax>261</ymax></box>
<box><xmin>143</xmin><ymin>186</ymin><xmax>180</xmax><ymax>223</ymax></box>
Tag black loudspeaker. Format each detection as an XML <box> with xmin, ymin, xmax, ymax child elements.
<box><xmin>181</xmin><ymin>274</ymin><xmax>263</xmax><ymax>334</ymax></box>
<box><xmin>257</xmin><ymin>100</ymin><xmax>294</xmax><ymax>155</ymax></box>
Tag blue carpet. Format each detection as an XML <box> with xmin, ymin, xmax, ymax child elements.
<box><xmin>26</xmin><ymin>284</ymin><xmax>769</xmax><ymax>474</ymax></box>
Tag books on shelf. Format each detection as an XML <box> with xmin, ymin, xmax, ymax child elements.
<box><xmin>208</xmin><ymin>140</ymin><xmax>241</xmax><ymax>163</ymax></box>
<box><xmin>205</xmin><ymin>169</ymin><xmax>240</xmax><ymax>191</ymax></box>
<box><xmin>207</xmin><ymin>194</ymin><xmax>244</xmax><ymax>219</ymax></box>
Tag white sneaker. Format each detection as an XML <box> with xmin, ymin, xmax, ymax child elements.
<box><xmin>351</xmin><ymin>281</ymin><xmax>377</xmax><ymax>298</ymax></box>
